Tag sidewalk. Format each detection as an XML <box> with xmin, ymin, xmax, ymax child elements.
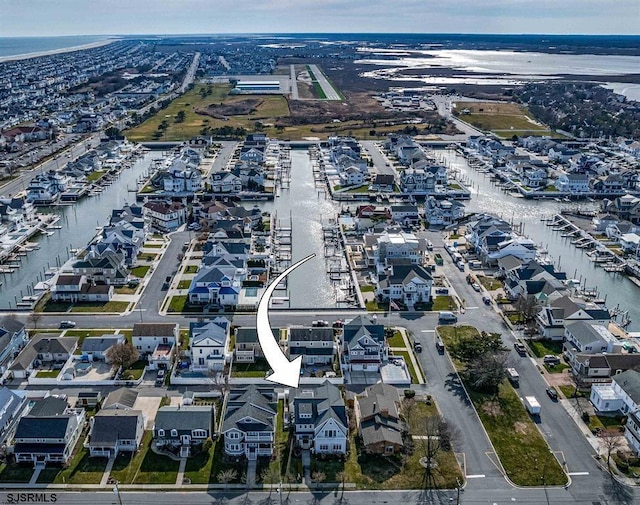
<box><xmin>99</xmin><ymin>455</ymin><xmax>115</xmax><ymax>486</ymax></box>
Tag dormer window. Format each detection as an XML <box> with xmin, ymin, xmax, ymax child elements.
<box><xmin>158</xmin><ymin>429</ymin><xmax>165</xmax><ymax>437</ymax></box>
<box><xmin>171</xmin><ymin>429</ymin><xmax>178</xmax><ymax>437</ymax></box>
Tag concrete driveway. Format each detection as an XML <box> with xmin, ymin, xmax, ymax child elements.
<box><xmin>134</xmin><ymin>395</ymin><xmax>163</xmax><ymax>429</ymax></box>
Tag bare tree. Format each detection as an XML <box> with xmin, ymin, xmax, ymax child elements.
<box><xmin>217</xmin><ymin>468</ymin><xmax>238</xmax><ymax>489</ymax></box>
<box><xmin>465</xmin><ymin>351</ymin><xmax>510</xmax><ymax>395</ymax></box>
<box><xmin>514</xmin><ymin>295</ymin><xmax>541</xmax><ymax>336</ymax></box>
<box><xmin>311</xmin><ymin>471</ymin><xmax>326</xmax><ymax>486</ymax></box>
<box><xmin>27</xmin><ymin>312</ymin><xmax>42</xmax><ymax>331</ymax></box>
<box><xmin>600</xmin><ymin>429</ymin><xmax>623</xmax><ymax>472</ymax></box>
<box><xmin>106</xmin><ymin>342</ymin><xmax>139</xmax><ymax>371</ymax></box>
<box><xmin>415</xmin><ymin>414</ymin><xmax>462</xmax><ymax>487</ymax></box>
<box><xmin>260</xmin><ymin>466</ymin><xmax>280</xmax><ymax>499</ymax></box>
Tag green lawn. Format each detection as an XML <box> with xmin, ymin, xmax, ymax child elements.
<box><xmin>558</xmin><ymin>385</ymin><xmax>586</xmax><ymax>399</ymax></box>
<box><xmin>183</xmin><ymin>448</ymin><xmax>215</xmax><ymax>484</ymax></box>
<box><xmin>345</xmin><ymin>185</ymin><xmax>370</xmax><ymax>193</ymax></box>
<box><xmin>360</xmin><ymin>285</ymin><xmax>374</xmax><ymax>293</ymax></box>
<box><xmin>178</xmin><ymin>280</ymin><xmax>191</xmax><ymax>289</ymax></box>
<box><xmin>269</xmin><ymin>401</ymin><xmax>290</xmax><ymax>478</ymax></box>
<box><xmin>437</xmin><ymin>325</ymin><xmax>567</xmax><ymax>486</ymax></box>
<box><xmin>122</xmin><ymin>359</ymin><xmax>147</xmax><ymax>380</ymax></box>
<box><xmin>125</xmin><ymin>83</ymin><xmax>289</xmax><ymax>142</ymax></box>
<box><xmin>143</xmin><ymin>243</ymin><xmax>164</xmax><ymax>248</ymax></box>
<box><xmin>477</xmin><ymin>275</ymin><xmax>502</xmax><ymax>291</ymax></box>
<box><xmin>167</xmin><ymin>295</ymin><xmax>202</xmax><ymax>313</ymax></box>
<box><xmin>432</xmin><ymin>296</ymin><xmax>456</xmax><ymax>311</ymax></box>
<box><xmin>35</xmin><ymin>369</ymin><xmax>60</xmax><ymax>378</ymax></box>
<box><xmin>110</xmin><ymin>432</ymin><xmax>152</xmax><ymax>484</ymax></box>
<box><xmin>37</xmin><ymin>445</ymin><xmax>107</xmax><ymax>484</ymax></box>
<box><xmin>232</xmin><ymin>359</ymin><xmax>270</xmax><ymax>378</ymax></box>
<box><xmin>185</xmin><ymin>265</ymin><xmax>199</xmax><ymax>274</ymax></box>
<box><xmin>437</xmin><ymin>324</ymin><xmax>481</xmax><ymax>345</ymax></box>
<box><xmin>469</xmin><ymin>383</ymin><xmax>567</xmax><ymax>486</ymax></box>
<box><xmin>133</xmin><ymin>451</ymin><xmax>180</xmax><ymax>484</ymax></box>
<box><xmin>544</xmin><ymin>362</ymin><xmax>570</xmax><ymax>374</ymax></box>
<box><xmin>131</xmin><ymin>265</ymin><xmax>151</xmax><ymax>278</ymax></box>
<box><xmin>527</xmin><ymin>340</ymin><xmax>564</xmax><ymax>358</ymax></box>
<box><xmin>387</xmin><ymin>330</ymin><xmax>405</xmax><ymax>347</ymax></box>
<box><xmin>70</xmin><ymin>301</ymin><xmax>130</xmax><ymax>313</ymax></box>
<box><xmin>365</xmin><ymin>300</ymin><xmax>385</xmax><ymax>311</ymax></box>
<box><xmin>209</xmin><ymin>441</ymin><xmax>244</xmax><ymax>484</ymax></box>
<box><xmin>115</xmin><ymin>285</ymin><xmax>138</xmax><ymax>295</ymax></box>
<box><xmin>588</xmin><ymin>415</ymin><xmax>625</xmax><ymax>433</ymax></box>
<box><xmin>64</xmin><ymin>329</ymin><xmax>113</xmax><ymax>338</ymax></box>
<box><xmin>407</xmin><ymin>401</ymin><xmax>439</xmax><ymax>435</ymax></box>
<box><xmin>86</xmin><ymin>170</ymin><xmax>106</xmax><ymax>182</ymax></box>
<box><xmin>394</xmin><ymin>350</ymin><xmax>419</xmax><ymax>384</ymax></box>
<box><xmin>0</xmin><ymin>464</ymin><xmax>33</xmax><ymax>483</ymax></box>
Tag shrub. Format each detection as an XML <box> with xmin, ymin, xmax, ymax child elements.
<box><xmin>582</xmin><ymin>412</ymin><xmax>590</xmax><ymax>423</ymax></box>
<box><xmin>404</xmin><ymin>389</ymin><xmax>416</xmax><ymax>399</ymax></box>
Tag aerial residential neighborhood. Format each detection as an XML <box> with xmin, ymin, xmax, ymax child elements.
<box><xmin>0</xmin><ymin>5</ymin><xmax>639</xmax><ymax>504</ymax></box>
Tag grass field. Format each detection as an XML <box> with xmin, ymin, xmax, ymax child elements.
<box><xmin>437</xmin><ymin>325</ymin><xmax>567</xmax><ymax>487</ymax></box>
<box><xmin>454</xmin><ymin>101</ymin><xmax>559</xmax><ymax>138</ymax></box>
<box><xmin>125</xmin><ymin>84</ymin><xmax>289</xmax><ymax>142</ymax></box>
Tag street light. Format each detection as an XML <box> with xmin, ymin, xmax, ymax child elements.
<box><xmin>113</xmin><ymin>481</ymin><xmax>123</xmax><ymax>505</ymax></box>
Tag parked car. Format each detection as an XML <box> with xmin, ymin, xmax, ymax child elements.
<box><xmin>435</xmin><ymin>339</ymin><xmax>445</xmax><ymax>353</ymax></box>
<box><xmin>546</xmin><ymin>387</ymin><xmax>558</xmax><ymax>400</ymax></box>
<box><xmin>471</xmin><ymin>283</ymin><xmax>481</xmax><ymax>292</ymax></box>
<box><xmin>155</xmin><ymin>369</ymin><xmax>166</xmax><ymax>386</ymax></box>
<box><xmin>543</xmin><ymin>355</ymin><xmax>561</xmax><ymax>366</ymax></box>
<box><xmin>514</xmin><ymin>342</ymin><xmax>527</xmax><ymax>356</ymax></box>
<box><xmin>59</xmin><ymin>320</ymin><xmax>76</xmax><ymax>329</ymax></box>
<box><xmin>413</xmin><ymin>341</ymin><xmax>423</xmax><ymax>353</ymax></box>
<box><xmin>482</xmin><ymin>295</ymin><xmax>491</xmax><ymax>305</ymax></box>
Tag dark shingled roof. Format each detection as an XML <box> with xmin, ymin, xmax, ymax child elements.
<box><xmin>90</xmin><ymin>410</ymin><xmax>142</xmax><ymax>445</ymax></box>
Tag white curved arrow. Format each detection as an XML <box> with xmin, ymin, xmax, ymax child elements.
<box><xmin>257</xmin><ymin>254</ymin><xmax>315</xmax><ymax>388</ymax></box>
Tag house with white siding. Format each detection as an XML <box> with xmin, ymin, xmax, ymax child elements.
<box><xmin>289</xmin><ymin>381</ymin><xmax>348</xmax><ymax>455</ymax></box>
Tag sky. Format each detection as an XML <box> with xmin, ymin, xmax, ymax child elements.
<box><xmin>2</xmin><ymin>0</ymin><xmax>638</xmax><ymax>37</ymax></box>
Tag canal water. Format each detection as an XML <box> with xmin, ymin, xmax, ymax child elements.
<box><xmin>0</xmin><ymin>151</ymin><xmax>162</xmax><ymax>310</ymax></box>
<box><xmin>260</xmin><ymin>149</ymin><xmax>338</xmax><ymax>309</ymax></box>
<box><xmin>439</xmin><ymin>148</ymin><xmax>640</xmax><ymax>332</ymax></box>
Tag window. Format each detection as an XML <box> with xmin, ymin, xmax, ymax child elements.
<box><xmin>319</xmin><ymin>444</ymin><xmax>329</xmax><ymax>451</ymax></box>
<box><xmin>171</xmin><ymin>429</ymin><xmax>178</xmax><ymax>437</ymax></box>
<box><xmin>158</xmin><ymin>429</ymin><xmax>165</xmax><ymax>437</ymax></box>
<box><xmin>192</xmin><ymin>430</ymin><xmax>207</xmax><ymax>438</ymax></box>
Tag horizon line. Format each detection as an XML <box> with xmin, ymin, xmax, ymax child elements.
<box><xmin>3</xmin><ymin>32</ymin><xmax>640</xmax><ymax>38</ymax></box>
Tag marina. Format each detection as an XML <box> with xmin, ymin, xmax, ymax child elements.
<box><xmin>0</xmin><ymin>150</ymin><xmax>163</xmax><ymax>310</ymax></box>
<box><xmin>439</xmin><ymin>146</ymin><xmax>640</xmax><ymax>331</ymax></box>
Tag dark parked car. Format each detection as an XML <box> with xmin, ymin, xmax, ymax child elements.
<box><xmin>514</xmin><ymin>342</ymin><xmax>527</xmax><ymax>356</ymax></box>
<box><xmin>546</xmin><ymin>387</ymin><xmax>558</xmax><ymax>400</ymax></box>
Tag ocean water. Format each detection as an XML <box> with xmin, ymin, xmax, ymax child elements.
<box><xmin>0</xmin><ymin>36</ymin><xmax>107</xmax><ymax>58</ymax></box>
